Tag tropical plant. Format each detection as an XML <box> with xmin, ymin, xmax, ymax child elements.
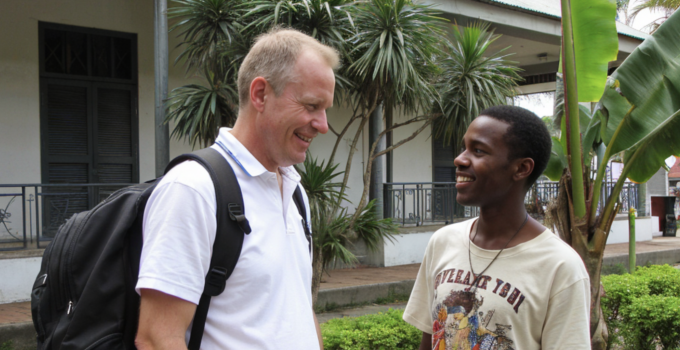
<box><xmin>629</xmin><ymin>0</ymin><xmax>680</xmax><ymax>32</ymax></box>
<box><xmin>433</xmin><ymin>22</ymin><xmax>522</xmax><ymax>151</ymax></box>
<box><xmin>297</xmin><ymin>156</ymin><xmax>398</xmax><ymax>304</ymax></box>
<box><xmin>332</xmin><ymin>0</ymin><xmax>450</xmax><ymax>225</ymax></box>
<box><xmin>165</xmin><ymin>0</ymin><xmax>246</xmax><ymax>147</ymax></box>
<box><xmin>545</xmin><ymin>3</ymin><xmax>680</xmax><ymax>348</ymax></box>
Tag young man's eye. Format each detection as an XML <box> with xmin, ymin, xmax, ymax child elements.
<box><xmin>475</xmin><ymin>149</ymin><xmax>484</xmax><ymax>154</ymax></box>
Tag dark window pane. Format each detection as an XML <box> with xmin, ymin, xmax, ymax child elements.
<box><xmin>65</xmin><ymin>32</ymin><xmax>88</xmax><ymax>75</ymax></box>
<box><xmin>97</xmin><ymin>88</ymin><xmax>132</xmax><ymax>156</ymax></box>
<box><xmin>44</xmin><ymin>29</ymin><xmax>64</xmax><ymax>74</ymax></box>
<box><xmin>112</xmin><ymin>37</ymin><xmax>132</xmax><ymax>79</ymax></box>
<box><xmin>47</xmin><ymin>85</ymin><xmax>88</xmax><ymax>156</ymax></box>
<box><xmin>91</xmin><ymin>35</ymin><xmax>111</xmax><ymax>78</ymax></box>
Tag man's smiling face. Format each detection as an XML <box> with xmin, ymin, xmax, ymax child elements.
<box><xmin>256</xmin><ymin>50</ymin><xmax>334</xmax><ymax>169</ymax></box>
<box><xmin>454</xmin><ymin>116</ymin><xmax>517</xmax><ymax>207</ymax></box>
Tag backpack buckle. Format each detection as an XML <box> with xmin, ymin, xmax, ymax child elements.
<box><xmin>228</xmin><ymin>203</ymin><xmax>251</xmax><ymax>234</ymax></box>
<box><xmin>204</xmin><ymin>267</ymin><xmax>228</xmax><ymax>296</ymax></box>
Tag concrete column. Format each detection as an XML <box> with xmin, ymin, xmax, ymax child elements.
<box><xmin>366</xmin><ymin>104</ymin><xmax>386</xmax><ymax>267</ymax></box>
<box><xmin>154</xmin><ymin>0</ymin><xmax>170</xmax><ymax>177</ymax></box>
<box><xmin>369</xmin><ymin>104</ymin><xmax>384</xmax><ymax>219</ymax></box>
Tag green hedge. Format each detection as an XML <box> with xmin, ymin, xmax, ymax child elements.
<box><xmin>321</xmin><ymin>309</ymin><xmax>421</xmax><ymax>350</ymax></box>
<box><xmin>602</xmin><ymin>264</ymin><xmax>680</xmax><ymax>350</ymax></box>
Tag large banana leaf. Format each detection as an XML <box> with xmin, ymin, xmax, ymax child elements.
<box><xmin>545</xmin><ymin>136</ymin><xmax>568</xmax><ymax>181</ymax></box>
<box><xmin>570</xmin><ymin>0</ymin><xmax>619</xmax><ymax>102</ymax></box>
<box><xmin>623</xmin><ymin>109</ymin><xmax>680</xmax><ymax>183</ymax></box>
<box><xmin>598</xmin><ymin>9</ymin><xmax>680</xmax><ymax>159</ymax></box>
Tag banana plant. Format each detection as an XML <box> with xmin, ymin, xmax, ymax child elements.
<box><xmin>546</xmin><ymin>5</ymin><xmax>680</xmax><ymax>348</ymax></box>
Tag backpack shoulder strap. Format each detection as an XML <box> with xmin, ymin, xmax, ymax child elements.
<box><xmin>165</xmin><ymin>147</ymin><xmax>251</xmax><ymax>350</ymax></box>
<box><xmin>292</xmin><ymin>185</ymin><xmax>312</xmax><ymax>254</ymax></box>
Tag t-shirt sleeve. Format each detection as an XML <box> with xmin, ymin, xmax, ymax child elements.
<box><xmin>135</xmin><ymin>163</ymin><xmax>217</xmax><ymax>305</ymax></box>
<box><xmin>403</xmin><ymin>234</ymin><xmax>435</xmax><ymax>334</ymax></box>
<box><xmin>541</xmin><ymin>277</ymin><xmax>591</xmax><ymax>350</ymax></box>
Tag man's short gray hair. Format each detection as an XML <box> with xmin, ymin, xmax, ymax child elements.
<box><xmin>237</xmin><ymin>27</ymin><xmax>340</xmax><ymax>109</ymax></box>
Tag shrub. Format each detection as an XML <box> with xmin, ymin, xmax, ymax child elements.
<box><xmin>602</xmin><ymin>264</ymin><xmax>680</xmax><ymax>349</ymax></box>
<box><xmin>601</xmin><ymin>273</ymin><xmax>650</xmax><ymax>320</ymax></box>
<box><xmin>633</xmin><ymin>264</ymin><xmax>680</xmax><ymax>297</ymax></box>
<box><xmin>321</xmin><ymin>309</ymin><xmax>421</xmax><ymax>350</ymax></box>
<box><xmin>620</xmin><ymin>295</ymin><xmax>680</xmax><ymax>350</ymax></box>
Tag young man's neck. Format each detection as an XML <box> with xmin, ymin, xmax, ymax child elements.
<box><xmin>472</xmin><ymin>189</ymin><xmax>546</xmax><ymax>250</ymax></box>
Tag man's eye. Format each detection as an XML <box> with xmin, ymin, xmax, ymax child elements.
<box><xmin>475</xmin><ymin>149</ymin><xmax>484</xmax><ymax>154</ymax></box>
<box><xmin>307</xmin><ymin>104</ymin><xmax>318</xmax><ymax>110</ymax></box>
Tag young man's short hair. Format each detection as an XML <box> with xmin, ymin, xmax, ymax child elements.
<box><xmin>478</xmin><ymin>105</ymin><xmax>552</xmax><ymax>187</ymax></box>
<box><xmin>237</xmin><ymin>27</ymin><xmax>340</xmax><ymax>110</ymax></box>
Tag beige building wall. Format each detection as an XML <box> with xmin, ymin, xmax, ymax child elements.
<box><xmin>0</xmin><ymin>0</ymin><xmax>198</xmax><ymax>185</ymax></box>
<box><xmin>307</xmin><ymin>106</ymin><xmax>434</xmax><ymax>211</ymax></box>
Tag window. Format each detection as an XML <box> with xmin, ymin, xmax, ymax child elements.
<box><xmin>39</xmin><ymin>22</ymin><xmax>138</xmax><ymax>236</ymax></box>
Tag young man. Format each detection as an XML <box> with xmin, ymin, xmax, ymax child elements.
<box><xmin>404</xmin><ymin>106</ymin><xmax>591</xmax><ymax>350</ymax></box>
<box><xmin>134</xmin><ymin>29</ymin><xmax>338</xmax><ymax>349</ymax></box>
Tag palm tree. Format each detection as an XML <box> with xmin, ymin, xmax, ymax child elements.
<box><xmin>433</xmin><ymin>22</ymin><xmax>522</xmax><ymax>151</ymax></box>
<box><xmin>165</xmin><ymin>0</ymin><xmax>246</xmax><ymax>147</ymax></box>
<box><xmin>629</xmin><ymin>0</ymin><xmax>680</xmax><ymax>32</ymax></box>
<box><xmin>338</xmin><ymin>0</ymin><xmax>450</xmax><ymax>224</ymax></box>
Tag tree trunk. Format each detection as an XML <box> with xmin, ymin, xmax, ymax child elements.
<box><xmin>546</xmin><ymin>173</ymin><xmax>610</xmax><ymax>349</ymax></box>
<box><xmin>311</xmin><ymin>244</ymin><xmax>324</xmax><ymax>307</ymax></box>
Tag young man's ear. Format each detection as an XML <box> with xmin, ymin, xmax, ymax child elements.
<box><xmin>513</xmin><ymin>158</ymin><xmax>535</xmax><ymax>183</ymax></box>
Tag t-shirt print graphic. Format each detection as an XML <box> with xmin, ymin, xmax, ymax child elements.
<box><xmin>431</xmin><ymin>290</ymin><xmax>514</xmax><ymax>350</ymax></box>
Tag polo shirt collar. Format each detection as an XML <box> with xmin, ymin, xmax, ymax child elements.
<box><xmin>214</xmin><ymin>127</ymin><xmax>301</xmax><ymax>180</ymax></box>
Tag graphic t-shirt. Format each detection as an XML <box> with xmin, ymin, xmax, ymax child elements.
<box><xmin>403</xmin><ymin>219</ymin><xmax>591</xmax><ymax>350</ymax></box>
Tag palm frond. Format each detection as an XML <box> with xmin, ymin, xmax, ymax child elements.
<box><xmin>433</xmin><ymin>22</ymin><xmax>522</xmax><ymax>149</ymax></box>
<box><xmin>345</xmin><ymin>0</ymin><xmax>449</xmax><ymax>114</ymax></box>
<box><xmin>169</xmin><ymin>0</ymin><xmax>243</xmax><ymax>74</ymax></box>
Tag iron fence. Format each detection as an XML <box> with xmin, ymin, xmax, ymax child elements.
<box><xmin>0</xmin><ymin>183</ymin><xmax>133</xmax><ymax>251</ymax></box>
<box><xmin>385</xmin><ymin>181</ymin><xmax>641</xmax><ymax>226</ymax></box>
<box><xmin>383</xmin><ymin>182</ymin><xmax>479</xmax><ymax>226</ymax></box>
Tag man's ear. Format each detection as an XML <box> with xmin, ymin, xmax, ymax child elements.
<box><xmin>513</xmin><ymin>157</ymin><xmax>535</xmax><ymax>183</ymax></box>
<box><xmin>250</xmin><ymin>77</ymin><xmax>268</xmax><ymax>113</ymax></box>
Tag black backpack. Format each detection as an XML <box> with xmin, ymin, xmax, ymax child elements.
<box><xmin>31</xmin><ymin>148</ymin><xmax>311</xmax><ymax>350</ymax></box>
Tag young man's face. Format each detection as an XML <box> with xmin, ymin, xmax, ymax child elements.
<box><xmin>453</xmin><ymin>116</ymin><xmax>518</xmax><ymax>207</ymax></box>
<box><xmin>256</xmin><ymin>50</ymin><xmax>334</xmax><ymax>170</ymax></box>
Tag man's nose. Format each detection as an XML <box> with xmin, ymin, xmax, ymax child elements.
<box><xmin>312</xmin><ymin>110</ymin><xmax>329</xmax><ymax>134</ymax></box>
<box><xmin>454</xmin><ymin>150</ymin><xmax>469</xmax><ymax>168</ymax></box>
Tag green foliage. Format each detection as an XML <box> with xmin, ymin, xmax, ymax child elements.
<box><xmin>321</xmin><ymin>309</ymin><xmax>421</xmax><ymax>350</ymax></box>
<box><xmin>569</xmin><ymin>0</ymin><xmax>619</xmax><ymax>102</ymax></box>
<box><xmin>298</xmin><ymin>156</ymin><xmax>398</xmax><ymax>270</ymax></box>
<box><xmin>633</xmin><ymin>264</ymin><xmax>680</xmax><ymax>296</ymax></box>
<box><xmin>596</xmin><ymin>9</ymin><xmax>680</xmax><ymax>183</ymax></box>
<box><xmin>620</xmin><ymin>295</ymin><xmax>680</xmax><ymax>350</ymax></box>
<box><xmin>602</xmin><ymin>265</ymin><xmax>680</xmax><ymax>349</ymax></box>
<box><xmin>433</xmin><ymin>22</ymin><xmax>521</xmax><ymax>149</ymax></box>
<box><xmin>346</xmin><ymin>0</ymin><xmax>448</xmax><ymax>115</ymax></box>
<box><xmin>0</xmin><ymin>341</ymin><xmax>12</xmax><ymax>350</ymax></box>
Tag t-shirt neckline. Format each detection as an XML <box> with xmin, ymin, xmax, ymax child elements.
<box><xmin>465</xmin><ymin>218</ymin><xmax>553</xmax><ymax>259</ymax></box>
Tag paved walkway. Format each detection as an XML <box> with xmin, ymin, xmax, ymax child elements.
<box><xmin>2</xmin><ymin>236</ymin><xmax>680</xmax><ymax>327</ymax></box>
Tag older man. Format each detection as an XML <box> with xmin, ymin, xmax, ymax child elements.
<box><xmin>135</xmin><ymin>28</ymin><xmax>338</xmax><ymax>350</ymax></box>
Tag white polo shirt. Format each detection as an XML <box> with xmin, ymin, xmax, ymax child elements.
<box><xmin>136</xmin><ymin>128</ymin><xmax>318</xmax><ymax>350</ymax></box>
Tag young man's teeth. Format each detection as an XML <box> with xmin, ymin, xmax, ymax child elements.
<box><xmin>457</xmin><ymin>176</ymin><xmax>473</xmax><ymax>183</ymax></box>
<box><xmin>296</xmin><ymin>134</ymin><xmax>312</xmax><ymax>142</ymax></box>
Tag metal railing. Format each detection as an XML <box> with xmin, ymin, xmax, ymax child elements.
<box><xmin>383</xmin><ymin>182</ymin><xmax>479</xmax><ymax>226</ymax></box>
<box><xmin>0</xmin><ymin>183</ymin><xmax>133</xmax><ymax>251</ymax></box>
<box><xmin>384</xmin><ymin>181</ymin><xmax>641</xmax><ymax>226</ymax></box>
